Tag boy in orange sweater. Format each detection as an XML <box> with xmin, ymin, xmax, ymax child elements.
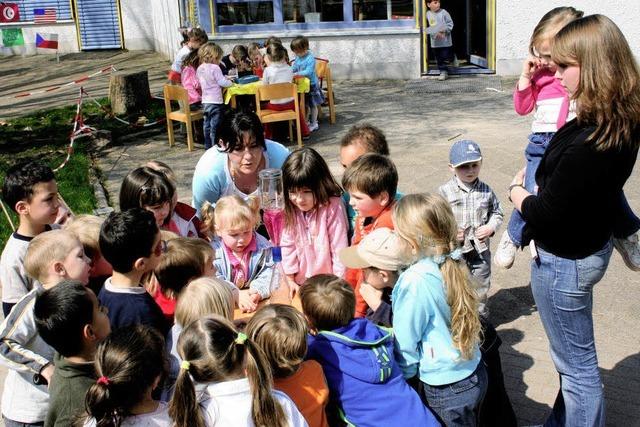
<box><xmin>341</xmin><ymin>153</ymin><xmax>399</xmax><ymax>317</ymax></box>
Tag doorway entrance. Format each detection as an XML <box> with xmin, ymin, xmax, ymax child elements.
<box><xmin>420</xmin><ymin>0</ymin><xmax>495</xmax><ymax>75</ymax></box>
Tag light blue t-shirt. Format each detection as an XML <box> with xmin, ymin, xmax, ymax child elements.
<box><xmin>191</xmin><ymin>140</ymin><xmax>290</xmax><ymax>215</ymax></box>
<box><xmin>392</xmin><ymin>257</ymin><xmax>481</xmax><ymax>386</ymax></box>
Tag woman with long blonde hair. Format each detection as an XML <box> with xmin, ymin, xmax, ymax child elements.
<box><xmin>509</xmin><ymin>14</ymin><xmax>640</xmax><ymax>426</ymax></box>
<box><xmin>392</xmin><ymin>193</ymin><xmax>485</xmax><ymax>426</ymax></box>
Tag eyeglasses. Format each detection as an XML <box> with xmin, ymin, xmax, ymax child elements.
<box><xmin>154</xmin><ymin>240</ymin><xmax>168</xmax><ymax>257</ymax></box>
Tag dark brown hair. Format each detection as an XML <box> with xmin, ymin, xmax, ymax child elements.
<box><xmin>299</xmin><ymin>274</ymin><xmax>355</xmax><ymax>331</ymax></box>
<box><xmin>119</xmin><ymin>167</ymin><xmax>175</xmax><ymax>212</ymax></box>
<box><xmin>266</xmin><ymin>43</ymin><xmax>288</xmax><ymax>63</ymax></box>
<box><xmin>341</xmin><ymin>153</ymin><xmax>398</xmax><ymax>199</ymax></box>
<box><xmin>290</xmin><ymin>35</ymin><xmax>309</xmax><ymax>52</ymax></box>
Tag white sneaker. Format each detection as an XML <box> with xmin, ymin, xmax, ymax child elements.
<box><xmin>438</xmin><ymin>70</ymin><xmax>448</xmax><ymax>81</ymax></box>
<box><xmin>494</xmin><ymin>231</ymin><xmax>517</xmax><ymax>269</ymax></box>
<box><xmin>614</xmin><ymin>232</ymin><xmax>640</xmax><ymax>271</ymax></box>
<box><xmin>308</xmin><ymin>122</ymin><xmax>319</xmax><ymax>132</ymax></box>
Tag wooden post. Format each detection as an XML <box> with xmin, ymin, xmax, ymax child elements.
<box><xmin>108</xmin><ymin>70</ymin><xmax>151</xmax><ymax>115</ymax></box>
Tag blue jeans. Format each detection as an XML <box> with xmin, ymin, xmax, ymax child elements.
<box><xmin>507</xmin><ymin>132</ymin><xmax>554</xmax><ymax>246</ymax></box>
<box><xmin>203</xmin><ymin>103</ymin><xmax>225</xmax><ymax>150</ymax></box>
<box><xmin>530</xmin><ymin>240</ymin><xmax>613</xmax><ymax>427</ymax></box>
<box><xmin>421</xmin><ymin>363</ymin><xmax>488</xmax><ymax>427</ymax></box>
<box><xmin>433</xmin><ymin>46</ymin><xmax>453</xmax><ymax>72</ymax></box>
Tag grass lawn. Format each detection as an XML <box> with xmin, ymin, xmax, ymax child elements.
<box><xmin>0</xmin><ymin>97</ymin><xmax>166</xmax><ymax>249</ymax></box>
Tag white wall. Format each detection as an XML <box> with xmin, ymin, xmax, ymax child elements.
<box><xmin>496</xmin><ymin>1</ymin><xmax>640</xmax><ymax>75</ymax></box>
<box><xmin>0</xmin><ymin>22</ymin><xmax>78</xmax><ymax>56</ymax></box>
<box><xmin>151</xmin><ymin>0</ymin><xmax>182</xmax><ymax>60</ymax></box>
<box><xmin>120</xmin><ymin>0</ymin><xmax>156</xmax><ymax>51</ymax></box>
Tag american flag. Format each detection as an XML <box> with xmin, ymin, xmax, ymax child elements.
<box><xmin>33</xmin><ymin>8</ymin><xmax>57</xmax><ymax>24</ymax></box>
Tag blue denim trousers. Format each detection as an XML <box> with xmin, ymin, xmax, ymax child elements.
<box><xmin>433</xmin><ymin>46</ymin><xmax>454</xmax><ymax>71</ymax></box>
<box><xmin>421</xmin><ymin>363</ymin><xmax>488</xmax><ymax>427</ymax></box>
<box><xmin>530</xmin><ymin>240</ymin><xmax>613</xmax><ymax>427</ymax></box>
<box><xmin>203</xmin><ymin>103</ymin><xmax>225</xmax><ymax>150</ymax></box>
<box><xmin>507</xmin><ymin>132</ymin><xmax>554</xmax><ymax>246</ymax></box>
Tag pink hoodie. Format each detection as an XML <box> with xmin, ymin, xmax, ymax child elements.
<box><xmin>181</xmin><ymin>65</ymin><xmax>201</xmax><ymax>105</ymax></box>
<box><xmin>513</xmin><ymin>69</ymin><xmax>573</xmax><ymax>133</ymax></box>
<box><xmin>281</xmin><ymin>196</ymin><xmax>348</xmax><ymax>285</ymax></box>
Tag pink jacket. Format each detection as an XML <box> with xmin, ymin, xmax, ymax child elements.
<box><xmin>281</xmin><ymin>196</ymin><xmax>348</xmax><ymax>285</ymax></box>
<box><xmin>181</xmin><ymin>65</ymin><xmax>201</xmax><ymax>105</ymax></box>
<box><xmin>513</xmin><ymin>69</ymin><xmax>572</xmax><ymax>132</ymax></box>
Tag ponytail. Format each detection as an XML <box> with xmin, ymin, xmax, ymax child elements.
<box><xmin>169</xmin><ymin>362</ymin><xmax>206</xmax><ymax>427</ymax></box>
<box><xmin>200</xmin><ymin>201</ymin><xmax>216</xmax><ymax>234</ymax></box>
<box><xmin>84</xmin><ymin>381</ymin><xmax>122</xmax><ymax>427</ymax></box>
<box><xmin>243</xmin><ymin>339</ymin><xmax>287</xmax><ymax>427</ymax></box>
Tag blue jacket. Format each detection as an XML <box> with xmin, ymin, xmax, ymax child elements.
<box><xmin>307</xmin><ymin>318</ymin><xmax>439</xmax><ymax>427</ymax></box>
<box><xmin>291</xmin><ymin>51</ymin><xmax>318</xmax><ymax>87</ymax></box>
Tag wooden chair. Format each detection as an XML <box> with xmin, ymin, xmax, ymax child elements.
<box><xmin>254</xmin><ymin>82</ymin><xmax>303</xmax><ymax>148</ymax></box>
<box><xmin>315</xmin><ymin>58</ymin><xmax>336</xmax><ymax>124</ymax></box>
<box><xmin>163</xmin><ymin>84</ymin><xmax>203</xmax><ymax>151</ymax></box>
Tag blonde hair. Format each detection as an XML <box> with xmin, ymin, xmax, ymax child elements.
<box><xmin>174</xmin><ymin>277</ymin><xmax>234</xmax><ymax>327</ymax></box>
<box><xmin>64</xmin><ymin>214</ymin><xmax>103</xmax><ymax>260</ymax></box>
<box><xmin>169</xmin><ymin>316</ymin><xmax>287</xmax><ymax>427</ymax></box>
<box><xmin>198</xmin><ymin>42</ymin><xmax>223</xmax><ymax>64</ymax></box>
<box><xmin>393</xmin><ymin>193</ymin><xmax>481</xmax><ymax>360</ymax></box>
<box><xmin>154</xmin><ymin>238</ymin><xmax>211</xmax><ymax>295</ymax></box>
<box><xmin>529</xmin><ymin>7</ymin><xmax>583</xmax><ymax>56</ymax></box>
<box><xmin>246</xmin><ymin>304</ymin><xmax>307</xmax><ymax>378</ymax></box>
<box><xmin>299</xmin><ymin>274</ymin><xmax>354</xmax><ymax>331</ymax></box>
<box><xmin>552</xmin><ymin>14</ymin><xmax>640</xmax><ymax>151</ymax></box>
<box><xmin>201</xmin><ymin>195</ymin><xmax>260</xmax><ymax>235</ymax></box>
<box><xmin>25</xmin><ymin>230</ymin><xmax>81</xmax><ymax>282</ymax></box>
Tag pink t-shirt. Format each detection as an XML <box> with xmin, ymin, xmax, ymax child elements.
<box><xmin>180</xmin><ymin>65</ymin><xmax>201</xmax><ymax>105</ymax></box>
<box><xmin>196</xmin><ymin>62</ymin><xmax>233</xmax><ymax>104</ymax></box>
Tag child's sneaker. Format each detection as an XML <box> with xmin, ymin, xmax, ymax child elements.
<box><xmin>613</xmin><ymin>231</ymin><xmax>640</xmax><ymax>271</ymax></box>
<box><xmin>494</xmin><ymin>231</ymin><xmax>517</xmax><ymax>269</ymax></box>
<box><xmin>308</xmin><ymin>122</ymin><xmax>319</xmax><ymax>132</ymax></box>
<box><xmin>438</xmin><ymin>70</ymin><xmax>448</xmax><ymax>81</ymax></box>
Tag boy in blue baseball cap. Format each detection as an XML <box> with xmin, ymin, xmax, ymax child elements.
<box><xmin>438</xmin><ymin>140</ymin><xmax>503</xmax><ymax>317</ymax></box>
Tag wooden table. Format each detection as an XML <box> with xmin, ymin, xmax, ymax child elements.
<box><xmin>224</xmin><ymin>77</ymin><xmax>310</xmax><ymax>114</ymax></box>
<box><xmin>233</xmin><ymin>281</ymin><xmax>303</xmax><ymax>321</ymax></box>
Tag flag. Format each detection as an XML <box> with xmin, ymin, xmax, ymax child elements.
<box><xmin>36</xmin><ymin>33</ymin><xmax>58</xmax><ymax>49</ymax></box>
<box><xmin>2</xmin><ymin>28</ymin><xmax>24</xmax><ymax>47</ymax></box>
<box><xmin>0</xmin><ymin>3</ymin><xmax>20</xmax><ymax>23</ymax></box>
<box><xmin>33</xmin><ymin>8</ymin><xmax>57</xmax><ymax>24</ymax></box>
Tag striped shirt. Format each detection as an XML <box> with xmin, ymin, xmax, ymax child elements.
<box><xmin>438</xmin><ymin>176</ymin><xmax>504</xmax><ymax>253</ymax></box>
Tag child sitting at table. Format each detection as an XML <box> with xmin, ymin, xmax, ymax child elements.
<box><xmin>248</xmin><ymin>42</ymin><xmax>264</xmax><ymax>78</ymax></box>
<box><xmin>263</xmin><ymin>43</ymin><xmax>310</xmax><ymax>139</ymax></box>
<box><xmin>220</xmin><ymin>44</ymin><xmax>253</xmax><ymax>77</ymax></box>
<box><xmin>291</xmin><ymin>35</ymin><xmax>323</xmax><ymax>132</ymax></box>
<box><xmin>201</xmin><ymin>195</ymin><xmax>277</xmax><ymax>313</ymax></box>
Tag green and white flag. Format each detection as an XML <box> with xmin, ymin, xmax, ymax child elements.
<box><xmin>2</xmin><ymin>28</ymin><xmax>24</xmax><ymax>47</ymax></box>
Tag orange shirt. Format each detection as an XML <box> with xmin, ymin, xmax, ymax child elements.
<box><xmin>345</xmin><ymin>202</ymin><xmax>396</xmax><ymax>317</ymax></box>
<box><xmin>274</xmin><ymin>360</ymin><xmax>329</xmax><ymax>427</ymax></box>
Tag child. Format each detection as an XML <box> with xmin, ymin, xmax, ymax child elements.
<box><xmin>146</xmin><ymin>160</ymin><xmax>207</xmax><ymax>239</ymax></box>
<box><xmin>197</xmin><ymin>42</ymin><xmax>234</xmax><ymax>150</ymax></box>
<box><xmin>163</xmin><ymin>277</ymin><xmax>236</xmax><ymax>401</ymax></box>
<box><xmin>290</xmin><ymin>35</ymin><xmax>323</xmax><ymax>132</ymax></box>
<box><xmin>0</xmin><ymin>230</ymin><xmax>90</xmax><ymax>426</ymax></box>
<box><xmin>169</xmin><ymin>315</ymin><xmax>307</xmax><ymax>427</ymax></box>
<box><xmin>246</xmin><ymin>304</ymin><xmax>330</xmax><ymax>427</ymax></box>
<box><xmin>180</xmin><ymin>49</ymin><xmax>202</xmax><ymax>108</ymax></box>
<box><xmin>264</xmin><ymin>36</ymin><xmax>290</xmax><ymax>62</ymax></box>
<box><xmin>299</xmin><ymin>274</ymin><xmax>439</xmax><ymax>427</ymax></box>
<box><xmin>426</xmin><ymin>0</ymin><xmax>454</xmax><ymax>80</ymax></box>
<box><xmin>1</xmin><ymin>160</ymin><xmax>60</xmax><ymax>316</ymax></box>
<box><xmin>153</xmin><ymin>237</ymin><xmax>215</xmax><ymax>322</ymax></box>
<box><xmin>248</xmin><ymin>42</ymin><xmax>264</xmax><ymax>78</ymax></box>
<box><xmin>201</xmin><ymin>195</ymin><xmax>275</xmax><ymax>312</ymax></box>
<box><xmin>438</xmin><ymin>140</ymin><xmax>503</xmax><ymax>317</ymax></box>
<box><xmin>392</xmin><ymin>193</ymin><xmax>487</xmax><ymax>426</ymax></box>
<box><xmin>98</xmin><ymin>208</ymin><xmax>168</xmax><ymax>334</ymax></box>
<box><xmin>33</xmin><ymin>280</ymin><xmax>111</xmax><ymax>427</ymax></box>
<box><xmin>220</xmin><ymin>44</ymin><xmax>253</xmax><ymax>77</ymax></box>
<box><xmin>342</xmin><ymin>153</ymin><xmax>398</xmax><ymax>317</ymax></box>
<box><xmin>168</xmin><ymin>27</ymin><xmax>207</xmax><ymax>83</ymax></box>
<box><xmin>83</xmin><ymin>325</ymin><xmax>171</xmax><ymax>426</ymax></box>
<box><xmin>262</xmin><ymin>43</ymin><xmax>311</xmax><ymax>139</ymax></box>
<box><xmin>64</xmin><ymin>215</ymin><xmax>113</xmax><ymax>294</ymax></box>
<box><xmin>281</xmin><ymin>147</ymin><xmax>348</xmax><ymax>296</ymax></box>
<box><xmin>119</xmin><ymin>166</ymin><xmax>175</xmax><ymax>230</ymax></box>
<box><xmin>339</xmin><ymin>227</ymin><xmax>408</xmax><ymax>327</ymax></box>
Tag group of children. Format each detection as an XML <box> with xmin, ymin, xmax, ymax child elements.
<box><xmin>170</xmin><ymin>28</ymin><xmax>324</xmax><ymax>148</ymax></box>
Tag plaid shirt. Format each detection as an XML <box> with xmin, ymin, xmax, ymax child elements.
<box><xmin>438</xmin><ymin>176</ymin><xmax>504</xmax><ymax>253</ymax></box>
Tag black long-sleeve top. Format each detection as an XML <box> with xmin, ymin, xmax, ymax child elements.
<box><xmin>521</xmin><ymin>119</ymin><xmax>639</xmax><ymax>259</ymax></box>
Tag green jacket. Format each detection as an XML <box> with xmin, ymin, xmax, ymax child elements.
<box><xmin>45</xmin><ymin>353</ymin><xmax>95</xmax><ymax>427</ymax></box>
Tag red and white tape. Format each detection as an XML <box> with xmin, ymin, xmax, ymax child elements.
<box><xmin>4</xmin><ymin>65</ymin><xmax>116</xmax><ymax>100</ymax></box>
<box><xmin>53</xmin><ymin>87</ymin><xmax>95</xmax><ymax>172</ymax></box>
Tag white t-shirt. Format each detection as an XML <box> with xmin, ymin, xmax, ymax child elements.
<box><xmin>84</xmin><ymin>401</ymin><xmax>172</xmax><ymax>427</ymax></box>
<box><xmin>262</xmin><ymin>62</ymin><xmax>294</xmax><ymax>104</ymax></box>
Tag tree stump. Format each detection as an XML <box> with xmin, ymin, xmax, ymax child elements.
<box><xmin>108</xmin><ymin>70</ymin><xmax>150</xmax><ymax>115</ymax></box>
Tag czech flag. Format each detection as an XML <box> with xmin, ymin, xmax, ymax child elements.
<box><xmin>35</xmin><ymin>33</ymin><xmax>58</xmax><ymax>49</ymax></box>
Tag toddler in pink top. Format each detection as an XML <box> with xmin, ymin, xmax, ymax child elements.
<box><xmin>281</xmin><ymin>148</ymin><xmax>348</xmax><ymax>297</ymax></box>
<box><xmin>180</xmin><ymin>50</ymin><xmax>202</xmax><ymax>107</ymax></box>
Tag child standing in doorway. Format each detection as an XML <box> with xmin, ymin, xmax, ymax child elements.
<box><xmin>426</xmin><ymin>0</ymin><xmax>454</xmax><ymax>81</ymax></box>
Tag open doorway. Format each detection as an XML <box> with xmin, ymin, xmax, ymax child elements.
<box><xmin>421</xmin><ymin>0</ymin><xmax>495</xmax><ymax>75</ymax></box>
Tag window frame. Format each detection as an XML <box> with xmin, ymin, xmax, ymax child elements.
<box><xmin>208</xmin><ymin>0</ymin><xmax>416</xmax><ymax>34</ymax></box>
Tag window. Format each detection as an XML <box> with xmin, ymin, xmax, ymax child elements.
<box><xmin>11</xmin><ymin>1</ymin><xmax>73</xmax><ymax>23</ymax></box>
<box><xmin>282</xmin><ymin>0</ymin><xmax>343</xmax><ymax>23</ymax></box>
<box><xmin>216</xmin><ymin>0</ymin><xmax>275</xmax><ymax>25</ymax></box>
<box><xmin>353</xmin><ymin>0</ymin><xmax>412</xmax><ymax>21</ymax></box>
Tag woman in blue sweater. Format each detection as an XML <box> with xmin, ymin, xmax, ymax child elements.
<box><xmin>392</xmin><ymin>193</ymin><xmax>487</xmax><ymax>427</ymax></box>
